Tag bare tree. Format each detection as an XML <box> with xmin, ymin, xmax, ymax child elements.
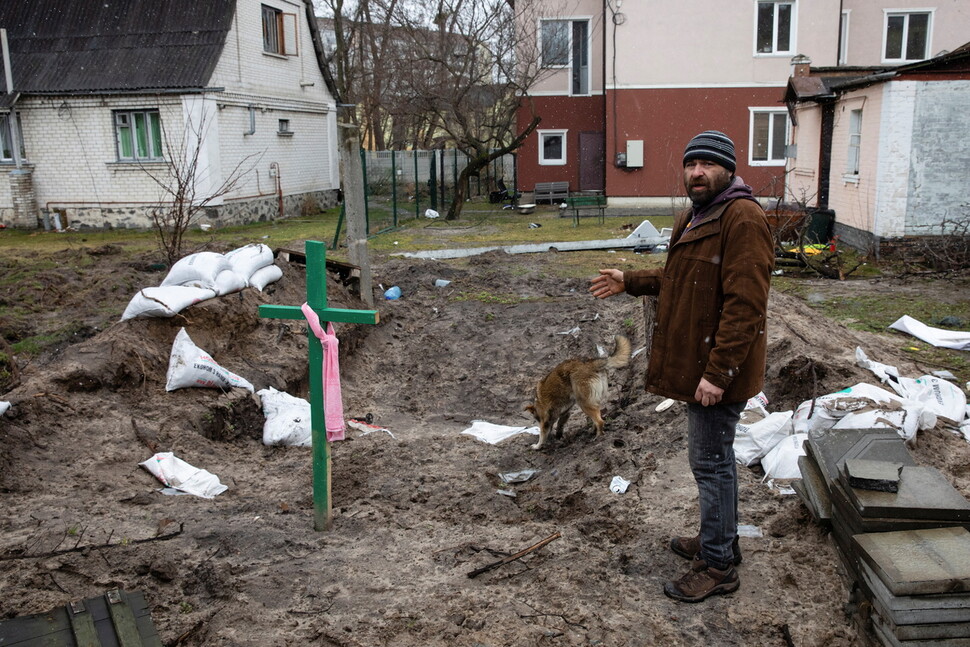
<box><xmin>142</xmin><ymin>104</ymin><xmax>262</xmax><ymax>266</ymax></box>
<box><xmin>316</xmin><ymin>0</ymin><xmax>548</xmax><ymax>219</ymax></box>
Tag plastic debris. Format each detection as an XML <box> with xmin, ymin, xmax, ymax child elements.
<box><xmin>461</xmin><ymin>420</ymin><xmax>539</xmax><ymax>444</ymax></box>
<box><xmin>610</xmin><ymin>476</ymin><xmax>630</xmax><ymax>494</ymax></box>
<box><xmin>499</xmin><ymin>469</ymin><xmax>538</xmax><ymax>484</ymax></box>
<box><xmin>384</xmin><ymin>286</ymin><xmax>402</xmax><ymax>300</ymax></box>
<box><xmin>139</xmin><ymin>452</ymin><xmax>228</xmax><ymax>498</ymax></box>
<box><xmin>655</xmin><ymin>398</ymin><xmax>676</xmax><ymax>412</ymax></box>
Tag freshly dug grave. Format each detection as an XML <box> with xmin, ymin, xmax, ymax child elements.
<box><xmin>1</xmin><ymin>244</ymin><xmax>968</xmax><ymax>647</ymax></box>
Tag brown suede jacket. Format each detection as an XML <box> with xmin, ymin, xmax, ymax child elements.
<box><xmin>623</xmin><ymin>198</ymin><xmax>774</xmax><ymax>404</ymax></box>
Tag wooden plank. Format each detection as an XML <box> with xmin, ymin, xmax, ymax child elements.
<box><xmin>68</xmin><ymin>599</ymin><xmax>100</xmax><ymax>647</ymax></box>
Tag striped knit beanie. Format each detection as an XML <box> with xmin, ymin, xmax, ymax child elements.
<box><xmin>683</xmin><ymin>130</ymin><xmax>736</xmax><ymax>173</ymax></box>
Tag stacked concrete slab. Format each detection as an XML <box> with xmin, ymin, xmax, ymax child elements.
<box><xmin>793</xmin><ymin>427</ymin><xmax>970</xmax><ymax>646</ymax></box>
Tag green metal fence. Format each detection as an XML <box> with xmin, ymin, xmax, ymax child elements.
<box><xmin>357</xmin><ymin>149</ymin><xmax>516</xmax><ymax>236</ymax></box>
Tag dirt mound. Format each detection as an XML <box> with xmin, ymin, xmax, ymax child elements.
<box><xmin>0</xmin><ymin>248</ymin><xmax>966</xmax><ymax>646</ymax></box>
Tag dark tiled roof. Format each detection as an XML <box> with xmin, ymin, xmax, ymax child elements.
<box><xmin>0</xmin><ymin>0</ymin><xmax>236</xmax><ymax>97</ymax></box>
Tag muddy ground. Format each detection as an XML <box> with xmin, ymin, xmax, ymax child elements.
<box><xmin>1</xmin><ymin>233</ymin><xmax>969</xmax><ymax>647</ymax></box>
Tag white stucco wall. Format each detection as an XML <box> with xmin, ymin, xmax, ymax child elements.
<box><xmin>826</xmin><ymin>88</ymin><xmax>882</xmax><ymax>237</ymax></box>
<box><xmin>873</xmin><ymin>81</ymin><xmax>916</xmax><ymax>238</ymax></box>
<box><xmin>786</xmin><ymin>102</ymin><xmax>822</xmax><ymax>206</ymax></box>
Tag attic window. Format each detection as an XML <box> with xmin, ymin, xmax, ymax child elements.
<box><xmin>262</xmin><ymin>4</ymin><xmax>298</xmax><ymax>56</ymax></box>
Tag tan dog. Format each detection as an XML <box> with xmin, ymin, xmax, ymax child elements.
<box><xmin>525</xmin><ymin>335</ymin><xmax>631</xmax><ymax>450</ymax></box>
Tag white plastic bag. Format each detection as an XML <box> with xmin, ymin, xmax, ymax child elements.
<box><xmin>225</xmin><ymin>243</ymin><xmax>274</xmax><ymax>279</ymax></box>
<box><xmin>165</xmin><ymin>328</ymin><xmax>254</xmax><ymax>393</ymax></box>
<box><xmin>121</xmin><ymin>286</ymin><xmax>215</xmax><ymax>321</ymax></box>
<box><xmin>160</xmin><ymin>252</ymin><xmax>231</xmax><ymax>290</ymax></box>
<box><xmin>734</xmin><ymin>410</ymin><xmax>794</xmax><ymax>467</ymax></box>
<box><xmin>249</xmin><ymin>264</ymin><xmax>283</xmax><ymax>291</ymax></box>
<box><xmin>139</xmin><ymin>452</ymin><xmax>228</xmax><ymax>498</ymax></box>
<box><xmin>257</xmin><ymin>387</ymin><xmax>311</xmax><ymax>446</ymax></box>
<box><xmin>761</xmin><ymin>433</ymin><xmax>807</xmax><ymax>480</ymax></box>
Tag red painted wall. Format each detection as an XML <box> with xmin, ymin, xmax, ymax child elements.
<box><xmin>517</xmin><ymin>87</ymin><xmax>789</xmax><ymax>200</ymax></box>
<box><xmin>516</xmin><ymin>95</ymin><xmax>605</xmax><ymax>196</ymax></box>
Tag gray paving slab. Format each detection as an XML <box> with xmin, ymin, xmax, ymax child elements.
<box><xmin>806</xmin><ymin>429</ymin><xmax>915</xmax><ymax>485</ymax></box>
<box><xmin>853</xmin><ymin>527</ymin><xmax>970</xmax><ymax>596</ymax></box>
<box><xmin>858</xmin><ymin>556</ymin><xmax>970</xmax><ymax>626</ymax></box>
<box><xmin>846</xmin><ymin>466</ymin><xmax>970</xmax><ymax>521</ymax></box>
<box><xmin>872</xmin><ymin>613</ymin><xmax>970</xmax><ymax>647</ymax></box>
<box><xmin>843</xmin><ymin>458</ymin><xmax>903</xmax><ymax>492</ymax></box>
<box><xmin>829</xmin><ymin>480</ymin><xmax>963</xmax><ymax>534</ymax></box>
<box><xmin>796</xmin><ymin>454</ymin><xmax>832</xmax><ymax>521</ymax></box>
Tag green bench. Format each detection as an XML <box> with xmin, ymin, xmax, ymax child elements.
<box><xmin>563</xmin><ymin>194</ymin><xmax>606</xmax><ymax>226</ymax></box>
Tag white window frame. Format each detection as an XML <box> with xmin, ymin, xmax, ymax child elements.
<box><xmin>839</xmin><ymin>10</ymin><xmax>850</xmax><ymax>65</ymax></box>
<box><xmin>845</xmin><ymin>108</ymin><xmax>862</xmax><ymax>177</ymax></box>
<box><xmin>754</xmin><ymin>1</ymin><xmax>796</xmax><ymax>56</ymax></box>
<box><xmin>0</xmin><ymin>112</ymin><xmax>26</xmax><ymax>163</ymax></box>
<box><xmin>538</xmin><ymin>129</ymin><xmax>567</xmax><ymax>166</ymax></box>
<box><xmin>262</xmin><ymin>4</ymin><xmax>298</xmax><ymax>56</ymax></box>
<box><xmin>114</xmin><ymin>109</ymin><xmax>164</xmax><ymax>162</ymax></box>
<box><xmin>748</xmin><ymin>108</ymin><xmax>789</xmax><ymax>166</ymax></box>
<box><xmin>881</xmin><ymin>9</ymin><xmax>933</xmax><ymax>63</ymax></box>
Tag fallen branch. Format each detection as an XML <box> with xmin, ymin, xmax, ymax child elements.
<box><xmin>467</xmin><ymin>532</ymin><xmax>561</xmax><ymax>578</ymax></box>
<box><xmin>0</xmin><ymin>523</ymin><xmax>184</xmax><ymax>561</ymax></box>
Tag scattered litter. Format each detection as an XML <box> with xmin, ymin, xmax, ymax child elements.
<box><xmin>737</xmin><ymin>524</ymin><xmax>763</xmax><ymax>538</ymax></box>
<box><xmin>765</xmin><ymin>480</ymin><xmax>797</xmax><ymax>495</ymax></box>
<box><xmin>555</xmin><ymin>326</ymin><xmax>581</xmax><ymax>336</ymax></box>
<box><xmin>139</xmin><ymin>452</ymin><xmax>228</xmax><ymax>498</ymax></box>
<box><xmin>165</xmin><ymin>328</ymin><xmax>254</xmax><ymax>393</ymax></box>
<box><xmin>0</xmin><ymin>401</ymin><xmax>9</xmax><ymax>415</ymax></box>
<box><xmin>467</xmin><ymin>532</ymin><xmax>561</xmax><ymax>579</ymax></box>
<box><xmin>384</xmin><ymin>286</ymin><xmax>402</xmax><ymax>300</ymax></box>
<box><xmin>496</xmin><ymin>489</ymin><xmax>517</xmax><ymax>498</ymax></box>
<box><xmin>610</xmin><ymin>476</ymin><xmax>630</xmax><ymax>494</ymax></box>
<box><xmin>528</xmin><ymin>222</ymin><xmax>541</xmax><ymax>228</ymax></box>
<box><xmin>257</xmin><ymin>387</ymin><xmax>311</xmax><ymax>446</ymax></box>
<box><xmin>461</xmin><ymin>420</ymin><xmax>539</xmax><ymax>444</ymax></box>
<box><xmin>424</xmin><ymin>209</ymin><xmax>440</xmax><ymax>219</ymax></box>
<box><xmin>499</xmin><ymin>469</ymin><xmax>538</xmax><ymax>484</ymax></box>
<box><xmin>655</xmin><ymin>398</ymin><xmax>676</xmax><ymax>413</ymax></box>
<box><xmin>347</xmin><ymin>418</ymin><xmax>395</xmax><ymax>438</ymax></box>
<box><xmin>631</xmin><ymin>346</ymin><xmax>647</xmax><ymax>359</ymax></box>
<box><xmin>933</xmin><ymin>370</ymin><xmax>958</xmax><ymax>381</ymax></box>
<box><xmin>434</xmin><ymin>279</ymin><xmax>451</xmax><ymax>288</ymax></box>
<box><xmin>580</xmin><ymin>313</ymin><xmax>601</xmax><ymax>322</ymax></box>
<box><xmin>199</xmin><ymin>223</ymin><xmax>212</xmax><ymax>231</ymax></box>
<box><xmin>772</xmin><ymin>269</ymin><xmax>783</xmax><ymax>275</ymax></box>
<box><xmin>889</xmin><ymin>315</ymin><xmax>970</xmax><ymax>351</ymax></box>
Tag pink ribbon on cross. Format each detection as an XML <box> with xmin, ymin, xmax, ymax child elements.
<box><xmin>301</xmin><ymin>302</ymin><xmax>345</xmax><ymax>441</ymax></box>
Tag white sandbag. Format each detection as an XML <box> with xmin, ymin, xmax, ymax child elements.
<box><xmin>831</xmin><ymin>403</ymin><xmax>934</xmax><ymax>442</ymax></box>
<box><xmin>121</xmin><ymin>286</ymin><xmax>216</xmax><ymax>321</ymax></box>
<box><xmin>160</xmin><ymin>252</ymin><xmax>231</xmax><ymax>290</ymax></box>
<box><xmin>892</xmin><ymin>375</ymin><xmax>967</xmax><ymax>425</ymax></box>
<box><xmin>734</xmin><ymin>410</ymin><xmax>794</xmax><ymax>467</ymax></box>
<box><xmin>225</xmin><ymin>243</ymin><xmax>274</xmax><ymax>279</ymax></box>
<box><xmin>792</xmin><ymin>383</ymin><xmax>906</xmax><ymax>437</ymax></box>
<box><xmin>165</xmin><ymin>328</ymin><xmax>254</xmax><ymax>393</ymax></box>
<box><xmin>761</xmin><ymin>433</ymin><xmax>807</xmax><ymax>480</ymax></box>
<box><xmin>214</xmin><ymin>268</ymin><xmax>249</xmax><ymax>296</ymax></box>
<box><xmin>257</xmin><ymin>386</ymin><xmax>311</xmax><ymax>446</ymax></box>
<box><xmin>139</xmin><ymin>452</ymin><xmax>228</xmax><ymax>498</ymax></box>
<box><xmin>249</xmin><ymin>263</ymin><xmax>283</xmax><ymax>291</ymax></box>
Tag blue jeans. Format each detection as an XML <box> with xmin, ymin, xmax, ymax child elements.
<box><xmin>687</xmin><ymin>400</ymin><xmax>745</xmax><ymax>570</ymax></box>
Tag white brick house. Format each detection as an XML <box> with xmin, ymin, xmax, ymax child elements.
<box><xmin>0</xmin><ymin>0</ymin><xmax>340</xmax><ymax>230</ymax></box>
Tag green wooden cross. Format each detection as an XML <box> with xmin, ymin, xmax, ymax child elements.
<box><xmin>259</xmin><ymin>240</ymin><xmax>379</xmax><ymax>530</ymax></box>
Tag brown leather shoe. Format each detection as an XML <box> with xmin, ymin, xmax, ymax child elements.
<box><xmin>669</xmin><ymin>534</ymin><xmax>742</xmax><ymax>565</ymax></box>
<box><xmin>663</xmin><ymin>558</ymin><xmax>740</xmax><ymax>603</ymax></box>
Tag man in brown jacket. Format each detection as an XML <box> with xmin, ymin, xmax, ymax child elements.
<box><xmin>590</xmin><ymin>130</ymin><xmax>773</xmax><ymax>602</ymax></box>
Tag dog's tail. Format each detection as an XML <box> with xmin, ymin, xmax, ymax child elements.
<box><xmin>606</xmin><ymin>334</ymin><xmax>632</xmax><ymax>370</ymax></box>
